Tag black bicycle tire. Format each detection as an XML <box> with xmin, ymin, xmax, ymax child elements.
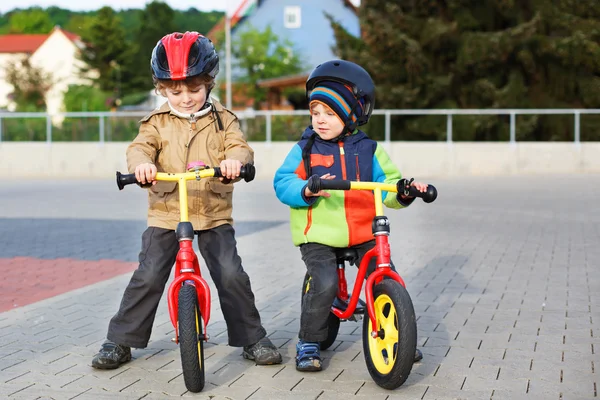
<box><xmin>178</xmin><ymin>284</ymin><xmax>205</xmax><ymax>393</ymax></box>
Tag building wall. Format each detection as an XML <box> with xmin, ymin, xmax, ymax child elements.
<box><xmin>30</xmin><ymin>29</ymin><xmax>91</xmax><ymax>116</ymax></box>
<box><xmin>234</xmin><ymin>0</ymin><xmax>360</xmax><ymax>74</ymax></box>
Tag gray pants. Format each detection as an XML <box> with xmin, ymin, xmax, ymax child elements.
<box><xmin>299</xmin><ymin>240</ymin><xmax>397</xmax><ymax>342</ymax></box>
<box><xmin>107</xmin><ymin>224</ymin><xmax>266</xmax><ymax>348</ymax></box>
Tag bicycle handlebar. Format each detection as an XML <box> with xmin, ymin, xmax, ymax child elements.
<box><xmin>307</xmin><ymin>174</ymin><xmax>438</xmax><ymax>203</ymax></box>
<box><xmin>116</xmin><ymin>163</ymin><xmax>256</xmax><ymax>190</ymax></box>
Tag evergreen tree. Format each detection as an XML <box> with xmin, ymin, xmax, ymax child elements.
<box><xmin>125</xmin><ymin>1</ymin><xmax>178</xmax><ymax>91</ymax></box>
<box><xmin>78</xmin><ymin>6</ymin><xmax>128</xmax><ymax>96</ymax></box>
<box><xmin>329</xmin><ymin>0</ymin><xmax>600</xmax><ymax>141</ymax></box>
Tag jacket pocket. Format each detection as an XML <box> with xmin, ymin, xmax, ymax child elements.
<box><xmin>149</xmin><ymin>181</ymin><xmax>178</xmax><ymax>213</ymax></box>
<box><xmin>310</xmin><ymin>154</ymin><xmax>334</xmax><ymax>168</ymax></box>
<box><xmin>150</xmin><ymin>181</ymin><xmax>177</xmax><ymax>195</ymax></box>
<box><xmin>208</xmin><ymin>179</ymin><xmax>234</xmax><ymax>197</ymax></box>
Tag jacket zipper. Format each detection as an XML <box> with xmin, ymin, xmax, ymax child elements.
<box><xmin>355</xmin><ymin>153</ymin><xmax>361</xmax><ymax>181</ymax></box>
<box><xmin>339</xmin><ymin>142</ymin><xmax>347</xmax><ymax>179</ymax></box>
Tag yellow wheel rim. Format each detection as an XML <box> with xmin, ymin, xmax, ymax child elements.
<box><xmin>367</xmin><ymin>294</ymin><xmax>399</xmax><ymax>374</ymax></box>
<box><xmin>195</xmin><ymin>308</ymin><xmax>202</xmax><ymax>368</ymax></box>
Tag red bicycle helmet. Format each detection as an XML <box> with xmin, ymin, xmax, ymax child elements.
<box><xmin>151</xmin><ymin>31</ymin><xmax>219</xmax><ymax>80</ymax></box>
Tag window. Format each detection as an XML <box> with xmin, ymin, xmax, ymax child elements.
<box><xmin>284</xmin><ymin>6</ymin><xmax>301</xmax><ymax>29</ymax></box>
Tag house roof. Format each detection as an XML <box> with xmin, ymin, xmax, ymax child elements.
<box><xmin>0</xmin><ymin>26</ymin><xmax>80</xmax><ymax>54</ymax></box>
<box><xmin>0</xmin><ymin>34</ymin><xmax>48</xmax><ymax>54</ymax></box>
<box><xmin>257</xmin><ymin>73</ymin><xmax>309</xmax><ymax>88</ymax></box>
<box><xmin>207</xmin><ymin>0</ymin><xmax>358</xmax><ymax>43</ymax></box>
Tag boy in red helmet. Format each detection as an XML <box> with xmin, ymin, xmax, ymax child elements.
<box><xmin>92</xmin><ymin>32</ymin><xmax>281</xmax><ymax>369</ymax></box>
<box><xmin>273</xmin><ymin>59</ymin><xmax>427</xmax><ymax>371</ymax></box>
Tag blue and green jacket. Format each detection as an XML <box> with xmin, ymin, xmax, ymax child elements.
<box><xmin>273</xmin><ymin>126</ymin><xmax>410</xmax><ymax>247</ymax></box>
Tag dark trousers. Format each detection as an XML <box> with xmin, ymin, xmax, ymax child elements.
<box><xmin>107</xmin><ymin>224</ymin><xmax>266</xmax><ymax>348</ymax></box>
<box><xmin>299</xmin><ymin>240</ymin><xmax>397</xmax><ymax>342</ymax></box>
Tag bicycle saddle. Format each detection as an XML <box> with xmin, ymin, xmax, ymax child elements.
<box><xmin>335</xmin><ymin>248</ymin><xmax>359</xmax><ymax>265</ymax></box>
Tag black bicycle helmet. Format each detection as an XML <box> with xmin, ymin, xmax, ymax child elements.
<box><xmin>151</xmin><ymin>31</ymin><xmax>219</xmax><ymax>80</ymax></box>
<box><xmin>306</xmin><ymin>59</ymin><xmax>375</xmax><ymax>126</ymax></box>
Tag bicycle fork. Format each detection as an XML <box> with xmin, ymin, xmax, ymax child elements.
<box><xmin>167</xmin><ymin>222</ymin><xmax>212</xmax><ymax>343</ymax></box>
<box><xmin>364</xmin><ymin>215</ymin><xmax>406</xmax><ymax>339</ymax></box>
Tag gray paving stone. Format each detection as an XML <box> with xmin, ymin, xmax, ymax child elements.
<box><xmin>1</xmin><ymin>175</ymin><xmax>599</xmax><ymax>398</ymax></box>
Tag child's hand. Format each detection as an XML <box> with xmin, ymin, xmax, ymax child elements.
<box><xmin>305</xmin><ymin>173</ymin><xmax>336</xmax><ymax>198</ymax></box>
<box><xmin>400</xmin><ymin>180</ymin><xmax>428</xmax><ymax>199</ymax></box>
<box><xmin>135</xmin><ymin>163</ymin><xmax>157</xmax><ymax>185</ymax></box>
<box><xmin>219</xmin><ymin>159</ymin><xmax>242</xmax><ymax>181</ymax></box>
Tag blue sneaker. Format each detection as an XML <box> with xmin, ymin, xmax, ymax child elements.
<box><xmin>296</xmin><ymin>340</ymin><xmax>322</xmax><ymax>372</ymax></box>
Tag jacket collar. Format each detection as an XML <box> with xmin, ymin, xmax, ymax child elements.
<box><xmin>300</xmin><ymin>126</ymin><xmax>367</xmax><ymax>144</ymax></box>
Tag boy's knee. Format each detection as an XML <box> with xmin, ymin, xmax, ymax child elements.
<box><xmin>218</xmin><ymin>267</ymin><xmax>247</xmax><ymax>290</ymax></box>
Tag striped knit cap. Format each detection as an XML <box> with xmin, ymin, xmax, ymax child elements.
<box><xmin>309</xmin><ymin>80</ymin><xmax>364</xmax><ymax>126</ymax></box>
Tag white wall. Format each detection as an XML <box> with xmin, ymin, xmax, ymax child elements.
<box><xmin>1</xmin><ymin>142</ymin><xmax>599</xmax><ymax>179</ymax></box>
<box><xmin>30</xmin><ymin>29</ymin><xmax>91</xmax><ymax>117</ymax></box>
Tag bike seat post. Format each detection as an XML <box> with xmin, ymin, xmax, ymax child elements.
<box><xmin>336</xmin><ymin>257</ymin><xmax>349</xmax><ymax>301</ymax></box>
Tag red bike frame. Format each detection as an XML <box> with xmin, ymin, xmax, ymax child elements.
<box><xmin>329</xmin><ymin>185</ymin><xmax>407</xmax><ymax>339</ymax></box>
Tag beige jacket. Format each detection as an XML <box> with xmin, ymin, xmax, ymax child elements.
<box><xmin>127</xmin><ymin>99</ymin><xmax>254</xmax><ymax>230</ymax></box>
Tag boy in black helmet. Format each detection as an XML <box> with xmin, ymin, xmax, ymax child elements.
<box><xmin>273</xmin><ymin>59</ymin><xmax>427</xmax><ymax>371</ymax></box>
<box><xmin>92</xmin><ymin>31</ymin><xmax>281</xmax><ymax>369</ymax></box>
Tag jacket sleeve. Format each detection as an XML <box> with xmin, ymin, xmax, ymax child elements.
<box><xmin>372</xmin><ymin>143</ymin><xmax>413</xmax><ymax>209</ymax></box>
<box><xmin>223</xmin><ymin>111</ymin><xmax>254</xmax><ymax>165</ymax></box>
<box><xmin>273</xmin><ymin>144</ymin><xmax>317</xmax><ymax>208</ymax></box>
<box><xmin>126</xmin><ymin>122</ymin><xmax>161</xmax><ymax>173</ymax></box>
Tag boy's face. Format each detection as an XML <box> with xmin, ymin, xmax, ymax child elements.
<box><xmin>311</xmin><ymin>103</ymin><xmax>344</xmax><ymax>140</ymax></box>
<box><xmin>165</xmin><ymin>83</ymin><xmax>207</xmax><ymax>114</ymax></box>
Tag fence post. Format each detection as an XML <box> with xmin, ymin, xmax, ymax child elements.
<box><xmin>0</xmin><ymin>116</ymin><xmax>2</xmax><ymax>143</ymax></box>
<box><xmin>510</xmin><ymin>112</ymin><xmax>516</xmax><ymax>144</ymax></box>
<box><xmin>385</xmin><ymin>111</ymin><xmax>391</xmax><ymax>143</ymax></box>
<box><xmin>46</xmin><ymin>114</ymin><xmax>52</xmax><ymax>144</ymax></box>
<box><xmin>446</xmin><ymin>114</ymin><xmax>452</xmax><ymax>143</ymax></box>
<box><xmin>574</xmin><ymin>111</ymin><xmax>580</xmax><ymax>145</ymax></box>
<box><xmin>99</xmin><ymin>115</ymin><xmax>105</xmax><ymax>144</ymax></box>
<box><xmin>266</xmin><ymin>112</ymin><xmax>272</xmax><ymax>143</ymax></box>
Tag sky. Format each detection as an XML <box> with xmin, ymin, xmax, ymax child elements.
<box><xmin>0</xmin><ymin>0</ymin><xmax>233</xmax><ymax>14</ymax></box>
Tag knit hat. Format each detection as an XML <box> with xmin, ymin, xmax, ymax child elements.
<box><xmin>309</xmin><ymin>80</ymin><xmax>365</xmax><ymax>126</ymax></box>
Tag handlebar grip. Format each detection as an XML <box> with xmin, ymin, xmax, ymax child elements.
<box><xmin>116</xmin><ymin>172</ymin><xmax>150</xmax><ymax>190</ymax></box>
<box><xmin>213</xmin><ymin>163</ymin><xmax>256</xmax><ymax>183</ymax></box>
<box><xmin>407</xmin><ymin>184</ymin><xmax>437</xmax><ymax>203</ymax></box>
<box><xmin>307</xmin><ymin>175</ymin><xmax>351</xmax><ymax>193</ymax></box>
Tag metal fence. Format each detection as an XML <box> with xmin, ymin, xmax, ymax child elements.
<box><xmin>0</xmin><ymin>108</ymin><xmax>599</xmax><ymax>143</ymax></box>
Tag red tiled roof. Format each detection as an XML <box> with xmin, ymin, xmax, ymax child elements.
<box><xmin>0</xmin><ymin>34</ymin><xmax>48</xmax><ymax>54</ymax></box>
<box><xmin>0</xmin><ymin>27</ymin><xmax>81</xmax><ymax>54</ymax></box>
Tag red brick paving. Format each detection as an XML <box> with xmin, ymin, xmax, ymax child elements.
<box><xmin>0</xmin><ymin>257</ymin><xmax>137</xmax><ymax>312</ymax></box>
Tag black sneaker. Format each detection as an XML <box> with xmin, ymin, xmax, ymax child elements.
<box><xmin>414</xmin><ymin>348</ymin><xmax>423</xmax><ymax>362</ymax></box>
<box><xmin>242</xmin><ymin>337</ymin><xmax>282</xmax><ymax>365</ymax></box>
<box><xmin>91</xmin><ymin>341</ymin><xmax>131</xmax><ymax>369</ymax></box>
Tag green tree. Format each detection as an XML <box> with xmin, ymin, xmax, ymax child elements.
<box><xmin>7</xmin><ymin>8</ymin><xmax>53</xmax><ymax>33</ymax></box>
<box><xmin>330</xmin><ymin>0</ymin><xmax>600</xmax><ymax>141</ymax></box>
<box><xmin>3</xmin><ymin>57</ymin><xmax>52</xmax><ymax>141</ymax></box>
<box><xmin>65</xmin><ymin>14</ymin><xmax>95</xmax><ymax>36</ymax></box>
<box><xmin>232</xmin><ymin>25</ymin><xmax>305</xmax><ymax>107</ymax></box>
<box><xmin>62</xmin><ymin>85</ymin><xmax>111</xmax><ymax>111</ymax></box>
<box><xmin>174</xmin><ymin>8</ymin><xmax>223</xmax><ymax>35</ymax></box>
<box><xmin>78</xmin><ymin>7</ymin><xmax>128</xmax><ymax>96</ymax></box>
<box><xmin>5</xmin><ymin>56</ymin><xmax>52</xmax><ymax>111</ymax></box>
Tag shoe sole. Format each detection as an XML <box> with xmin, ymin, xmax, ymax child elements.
<box><xmin>242</xmin><ymin>352</ymin><xmax>283</xmax><ymax>365</ymax></box>
<box><xmin>91</xmin><ymin>354</ymin><xmax>132</xmax><ymax>370</ymax></box>
<box><xmin>296</xmin><ymin>366</ymin><xmax>322</xmax><ymax>372</ymax></box>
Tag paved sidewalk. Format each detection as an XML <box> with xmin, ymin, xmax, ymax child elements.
<box><xmin>0</xmin><ymin>175</ymin><xmax>599</xmax><ymax>399</ymax></box>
